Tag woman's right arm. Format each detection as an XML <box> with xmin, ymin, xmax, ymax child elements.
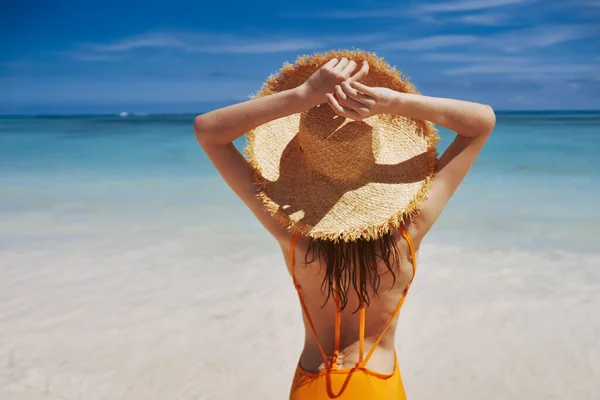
<box><xmin>328</xmin><ymin>82</ymin><xmax>496</xmax><ymax>244</ymax></box>
<box><xmin>384</xmin><ymin>92</ymin><xmax>496</xmax><ymax>243</ymax></box>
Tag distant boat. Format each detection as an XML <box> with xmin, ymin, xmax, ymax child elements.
<box><xmin>119</xmin><ymin>112</ymin><xmax>128</xmax><ymax>117</ymax></box>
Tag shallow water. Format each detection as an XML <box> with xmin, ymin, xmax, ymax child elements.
<box><xmin>1</xmin><ymin>112</ymin><xmax>598</xmax><ymax>253</ymax></box>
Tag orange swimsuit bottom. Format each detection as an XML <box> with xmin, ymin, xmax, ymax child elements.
<box><xmin>288</xmin><ymin>227</ymin><xmax>417</xmax><ymax>400</ymax></box>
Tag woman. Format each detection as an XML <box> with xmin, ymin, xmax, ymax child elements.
<box><xmin>194</xmin><ymin>51</ymin><xmax>495</xmax><ymax>399</ymax></box>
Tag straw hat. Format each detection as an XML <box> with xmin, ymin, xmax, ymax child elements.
<box><xmin>245</xmin><ymin>49</ymin><xmax>439</xmax><ymax>242</ymax></box>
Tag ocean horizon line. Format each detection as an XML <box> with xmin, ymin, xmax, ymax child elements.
<box><xmin>1</xmin><ymin>109</ymin><xmax>599</xmax><ymax>118</ymax></box>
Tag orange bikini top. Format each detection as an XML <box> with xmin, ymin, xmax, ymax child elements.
<box><xmin>289</xmin><ymin>226</ymin><xmax>417</xmax><ymax>370</ymax></box>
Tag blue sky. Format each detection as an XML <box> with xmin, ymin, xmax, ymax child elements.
<box><xmin>1</xmin><ymin>0</ymin><xmax>599</xmax><ymax>114</ymax></box>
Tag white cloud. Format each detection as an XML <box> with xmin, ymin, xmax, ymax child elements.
<box><xmin>492</xmin><ymin>24</ymin><xmax>600</xmax><ymax>51</ymax></box>
<box><xmin>337</xmin><ymin>33</ymin><xmax>390</xmax><ymax>43</ymax></box>
<box><xmin>457</xmin><ymin>13</ymin><xmax>509</xmax><ymax>25</ymax></box>
<box><xmin>197</xmin><ymin>39</ymin><xmax>322</xmax><ymax>54</ymax></box>
<box><xmin>70</xmin><ymin>32</ymin><xmax>386</xmax><ymax>60</ymax></box>
<box><xmin>91</xmin><ymin>35</ymin><xmax>191</xmax><ymax>52</ymax></box>
<box><xmin>87</xmin><ymin>33</ymin><xmax>323</xmax><ymax>55</ymax></box>
<box><xmin>414</xmin><ymin>0</ymin><xmax>531</xmax><ymax>13</ymax></box>
<box><xmin>397</xmin><ymin>24</ymin><xmax>600</xmax><ymax>54</ymax></box>
<box><xmin>287</xmin><ymin>0</ymin><xmax>533</xmax><ymax>19</ymax></box>
<box><xmin>379</xmin><ymin>35</ymin><xmax>479</xmax><ymax>50</ymax></box>
<box><xmin>293</xmin><ymin>9</ymin><xmax>405</xmax><ymax>19</ymax></box>
<box><xmin>58</xmin><ymin>51</ymin><xmax>114</xmax><ymax>62</ymax></box>
<box><xmin>580</xmin><ymin>0</ymin><xmax>600</xmax><ymax>7</ymax></box>
<box><xmin>445</xmin><ymin>64</ymin><xmax>596</xmax><ymax>75</ymax></box>
<box><xmin>65</xmin><ymin>23</ymin><xmax>599</xmax><ymax>65</ymax></box>
<box><xmin>422</xmin><ymin>53</ymin><xmax>529</xmax><ymax>63</ymax></box>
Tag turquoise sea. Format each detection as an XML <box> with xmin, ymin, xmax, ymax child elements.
<box><xmin>1</xmin><ymin>111</ymin><xmax>599</xmax><ymax>255</ymax></box>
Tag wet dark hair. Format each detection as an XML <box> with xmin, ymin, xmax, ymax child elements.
<box><xmin>304</xmin><ymin>231</ymin><xmax>401</xmax><ymax>312</ymax></box>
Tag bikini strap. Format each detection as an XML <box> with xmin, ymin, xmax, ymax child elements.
<box><xmin>290</xmin><ymin>232</ymin><xmax>331</xmax><ymax>369</ymax></box>
<box><xmin>332</xmin><ymin>290</ymin><xmax>341</xmax><ymax>368</ymax></box>
<box><xmin>360</xmin><ymin>226</ymin><xmax>417</xmax><ymax>367</ymax></box>
<box><xmin>357</xmin><ymin>305</ymin><xmax>366</xmax><ymax>365</ymax></box>
<box><xmin>291</xmin><ymin>228</ymin><xmax>417</xmax><ymax>370</ymax></box>
<box><xmin>359</xmin><ymin>306</ymin><xmax>365</xmax><ymax>361</ymax></box>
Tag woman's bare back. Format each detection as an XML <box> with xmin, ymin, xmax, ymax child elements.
<box><xmin>283</xmin><ymin>230</ymin><xmax>416</xmax><ymax>374</ymax></box>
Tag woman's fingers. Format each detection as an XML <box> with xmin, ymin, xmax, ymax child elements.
<box><xmin>341</xmin><ymin>81</ymin><xmax>359</xmax><ymax>99</ymax></box>
<box><xmin>350</xmin><ymin>81</ymin><xmax>377</xmax><ymax>98</ymax></box>
<box><xmin>340</xmin><ymin>60</ymin><xmax>357</xmax><ymax>78</ymax></box>
<box><xmin>326</xmin><ymin>93</ymin><xmax>362</xmax><ymax>120</ymax></box>
<box><xmin>334</xmin><ymin>85</ymin><xmax>347</xmax><ymax>102</ymax></box>
<box><xmin>348</xmin><ymin>61</ymin><xmax>369</xmax><ymax>83</ymax></box>
<box><xmin>335</xmin><ymin>85</ymin><xmax>371</xmax><ymax>111</ymax></box>
<box><xmin>341</xmin><ymin>81</ymin><xmax>374</xmax><ymax>105</ymax></box>
<box><xmin>332</xmin><ymin>57</ymin><xmax>349</xmax><ymax>72</ymax></box>
<box><xmin>323</xmin><ymin>58</ymin><xmax>339</xmax><ymax>69</ymax></box>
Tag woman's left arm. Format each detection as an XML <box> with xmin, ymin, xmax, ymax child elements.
<box><xmin>194</xmin><ymin>58</ymin><xmax>368</xmax><ymax>243</ymax></box>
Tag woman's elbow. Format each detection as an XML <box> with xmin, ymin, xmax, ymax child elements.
<box><xmin>479</xmin><ymin>105</ymin><xmax>496</xmax><ymax>135</ymax></box>
<box><xmin>193</xmin><ymin>115</ymin><xmax>210</xmax><ymax>143</ymax></box>
<box><xmin>194</xmin><ymin>114</ymin><xmax>222</xmax><ymax>146</ymax></box>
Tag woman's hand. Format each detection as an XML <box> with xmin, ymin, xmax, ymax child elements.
<box><xmin>300</xmin><ymin>58</ymin><xmax>369</xmax><ymax>105</ymax></box>
<box><xmin>326</xmin><ymin>81</ymin><xmax>396</xmax><ymax>121</ymax></box>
